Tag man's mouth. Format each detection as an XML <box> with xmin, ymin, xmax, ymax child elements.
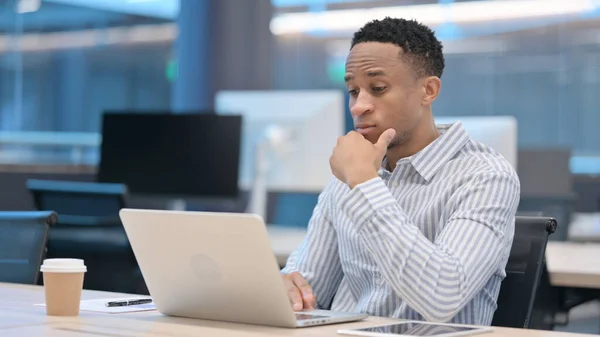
<box><xmin>356</xmin><ymin>125</ymin><xmax>376</xmax><ymax>136</ymax></box>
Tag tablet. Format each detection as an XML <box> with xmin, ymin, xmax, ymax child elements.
<box><xmin>337</xmin><ymin>321</ymin><xmax>493</xmax><ymax>337</ymax></box>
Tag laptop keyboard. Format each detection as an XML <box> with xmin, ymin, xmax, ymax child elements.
<box><xmin>295</xmin><ymin>313</ymin><xmax>329</xmax><ymax>320</ymax></box>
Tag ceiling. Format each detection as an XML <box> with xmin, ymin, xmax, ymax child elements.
<box><xmin>2</xmin><ymin>0</ymin><xmax>599</xmax><ymax>54</ymax></box>
<box><xmin>43</xmin><ymin>0</ymin><xmax>178</xmax><ymax>19</ymax></box>
<box><xmin>0</xmin><ymin>0</ymin><xmax>378</xmax><ymax>34</ymax></box>
<box><xmin>0</xmin><ymin>1</ymin><xmax>171</xmax><ymax>34</ymax></box>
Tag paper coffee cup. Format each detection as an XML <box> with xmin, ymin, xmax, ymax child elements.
<box><xmin>40</xmin><ymin>259</ymin><xmax>87</xmax><ymax>316</ymax></box>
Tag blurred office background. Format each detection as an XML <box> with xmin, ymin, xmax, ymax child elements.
<box><xmin>2</xmin><ymin>0</ymin><xmax>600</xmax><ymax>333</ymax></box>
<box><xmin>3</xmin><ymin>0</ymin><xmax>600</xmax><ymax>224</ymax></box>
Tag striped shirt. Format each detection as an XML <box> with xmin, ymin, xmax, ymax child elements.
<box><xmin>281</xmin><ymin>121</ymin><xmax>520</xmax><ymax>325</ymax></box>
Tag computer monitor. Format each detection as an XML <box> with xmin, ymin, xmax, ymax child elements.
<box><xmin>214</xmin><ymin>90</ymin><xmax>345</xmax><ymax>192</ymax></box>
<box><xmin>434</xmin><ymin>116</ymin><xmax>518</xmax><ymax>169</ymax></box>
<box><xmin>97</xmin><ymin>112</ymin><xmax>242</xmax><ymax>198</ymax></box>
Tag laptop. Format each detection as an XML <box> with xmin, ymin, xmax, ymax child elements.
<box><xmin>119</xmin><ymin>208</ymin><xmax>368</xmax><ymax>328</ymax></box>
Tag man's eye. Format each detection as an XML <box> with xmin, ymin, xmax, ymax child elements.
<box><xmin>348</xmin><ymin>89</ymin><xmax>358</xmax><ymax>97</ymax></box>
<box><xmin>372</xmin><ymin>86</ymin><xmax>386</xmax><ymax>92</ymax></box>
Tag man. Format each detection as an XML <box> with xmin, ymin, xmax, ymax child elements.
<box><xmin>280</xmin><ymin>17</ymin><xmax>520</xmax><ymax>326</ymax></box>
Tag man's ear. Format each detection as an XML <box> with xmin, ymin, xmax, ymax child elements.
<box><xmin>422</xmin><ymin>76</ymin><xmax>441</xmax><ymax>106</ymax></box>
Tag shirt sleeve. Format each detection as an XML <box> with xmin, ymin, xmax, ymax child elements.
<box><xmin>339</xmin><ymin>170</ymin><xmax>520</xmax><ymax>322</ymax></box>
<box><xmin>281</xmin><ymin>179</ymin><xmax>344</xmax><ymax>309</ymax></box>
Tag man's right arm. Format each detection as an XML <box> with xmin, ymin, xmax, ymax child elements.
<box><xmin>281</xmin><ymin>179</ymin><xmax>343</xmax><ymax>310</ymax></box>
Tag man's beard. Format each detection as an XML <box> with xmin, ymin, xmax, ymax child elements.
<box><xmin>387</xmin><ymin>130</ymin><xmax>410</xmax><ymax>149</ymax></box>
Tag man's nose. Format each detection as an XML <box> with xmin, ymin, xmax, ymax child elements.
<box><xmin>350</xmin><ymin>93</ymin><xmax>374</xmax><ymax>117</ymax></box>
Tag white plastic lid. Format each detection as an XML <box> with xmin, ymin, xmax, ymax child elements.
<box><xmin>40</xmin><ymin>258</ymin><xmax>87</xmax><ymax>273</ymax></box>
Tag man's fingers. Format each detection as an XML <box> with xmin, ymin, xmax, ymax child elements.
<box><xmin>304</xmin><ymin>292</ymin><xmax>317</xmax><ymax>309</ymax></box>
<box><xmin>298</xmin><ymin>285</ymin><xmax>316</xmax><ymax>309</ymax></box>
<box><xmin>283</xmin><ymin>275</ymin><xmax>304</xmax><ymax>311</ymax></box>
<box><xmin>375</xmin><ymin>128</ymin><xmax>396</xmax><ymax>152</ymax></box>
<box><xmin>290</xmin><ymin>272</ymin><xmax>316</xmax><ymax>309</ymax></box>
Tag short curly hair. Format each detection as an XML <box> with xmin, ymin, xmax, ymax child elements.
<box><xmin>351</xmin><ymin>17</ymin><xmax>445</xmax><ymax>78</ymax></box>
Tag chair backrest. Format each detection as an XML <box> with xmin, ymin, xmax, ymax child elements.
<box><xmin>0</xmin><ymin>211</ymin><xmax>57</xmax><ymax>284</ymax></box>
<box><xmin>491</xmin><ymin>216</ymin><xmax>557</xmax><ymax>329</ymax></box>
<box><xmin>26</xmin><ymin>179</ymin><xmax>128</xmax><ymax>218</ymax></box>
<box><xmin>25</xmin><ymin>180</ymin><xmax>144</xmax><ymax>293</ymax></box>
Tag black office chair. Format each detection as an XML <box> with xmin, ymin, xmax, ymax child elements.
<box><xmin>26</xmin><ymin>179</ymin><xmax>128</xmax><ymax>219</ymax></box>
<box><xmin>25</xmin><ymin>179</ymin><xmax>147</xmax><ymax>294</ymax></box>
<box><xmin>491</xmin><ymin>216</ymin><xmax>557</xmax><ymax>329</ymax></box>
<box><xmin>0</xmin><ymin>211</ymin><xmax>57</xmax><ymax>284</ymax></box>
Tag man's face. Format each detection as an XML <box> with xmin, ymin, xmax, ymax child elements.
<box><xmin>345</xmin><ymin>42</ymin><xmax>425</xmax><ymax>147</ymax></box>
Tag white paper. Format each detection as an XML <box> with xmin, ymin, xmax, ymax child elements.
<box><xmin>35</xmin><ymin>297</ymin><xmax>156</xmax><ymax>314</ymax></box>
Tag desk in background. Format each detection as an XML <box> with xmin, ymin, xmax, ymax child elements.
<box><xmin>546</xmin><ymin>242</ymin><xmax>600</xmax><ymax>289</ymax></box>
<box><xmin>0</xmin><ymin>282</ymin><xmax>594</xmax><ymax>336</ymax></box>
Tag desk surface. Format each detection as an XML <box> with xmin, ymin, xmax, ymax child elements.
<box><xmin>546</xmin><ymin>241</ymin><xmax>600</xmax><ymax>289</ymax></box>
<box><xmin>267</xmin><ymin>226</ymin><xmax>600</xmax><ymax>289</ymax></box>
<box><xmin>0</xmin><ymin>283</ymin><xmax>593</xmax><ymax>336</ymax></box>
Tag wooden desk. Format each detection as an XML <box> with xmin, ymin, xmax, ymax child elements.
<box><xmin>0</xmin><ymin>283</ymin><xmax>593</xmax><ymax>336</ymax></box>
<box><xmin>546</xmin><ymin>242</ymin><xmax>600</xmax><ymax>289</ymax></box>
<box><xmin>267</xmin><ymin>226</ymin><xmax>600</xmax><ymax>289</ymax></box>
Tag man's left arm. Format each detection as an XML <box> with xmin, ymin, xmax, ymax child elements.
<box><xmin>339</xmin><ymin>170</ymin><xmax>520</xmax><ymax>323</ymax></box>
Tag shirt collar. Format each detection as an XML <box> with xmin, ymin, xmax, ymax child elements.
<box><xmin>382</xmin><ymin>121</ymin><xmax>471</xmax><ymax>182</ymax></box>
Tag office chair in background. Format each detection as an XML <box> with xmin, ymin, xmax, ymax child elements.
<box><xmin>0</xmin><ymin>211</ymin><xmax>57</xmax><ymax>285</ymax></box>
<box><xmin>26</xmin><ymin>179</ymin><xmax>147</xmax><ymax>294</ymax></box>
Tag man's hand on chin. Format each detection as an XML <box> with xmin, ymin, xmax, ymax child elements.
<box><xmin>329</xmin><ymin>128</ymin><xmax>396</xmax><ymax>189</ymax></box>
